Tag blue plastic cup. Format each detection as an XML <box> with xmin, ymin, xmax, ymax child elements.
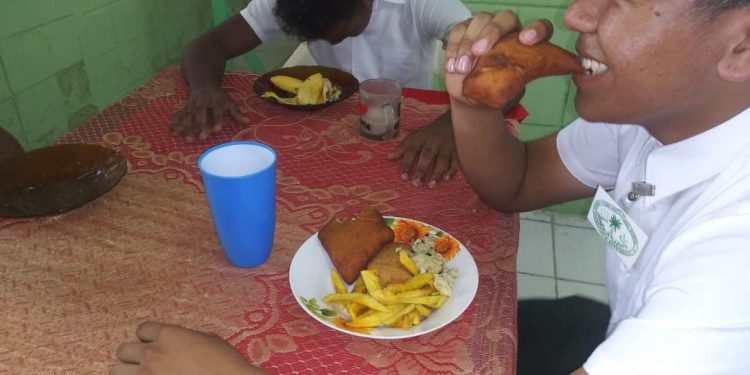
<box><xmin>198</xmin><ymin>141</ymin><xmax>277</xmax><ymax>268</ymax></box>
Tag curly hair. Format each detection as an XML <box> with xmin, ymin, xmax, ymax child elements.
<box><xmin>274</xmin><ymin>0</ymin><xmax>365</xmax><ymax>40</ymax></box>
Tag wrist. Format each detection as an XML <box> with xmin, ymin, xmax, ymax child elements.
<box><xmin>450</xmin><ymin>100</ymin><xmax>505</xmax><ymax>126</ymax></box>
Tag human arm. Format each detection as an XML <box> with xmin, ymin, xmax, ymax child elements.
<box><xmin>0</xmin><ymin>127</ymin><xmax>23</xmax><ymax>162</ymax></box>
<box><xmin>445</xmin><ymin>12</ymin><xmax>592</xmax><ymax>212</ymax></box>
<box><xmin>171</xmin><ymin>14</ymin><xmax>263</xmax><ymax>143</ymax></box>
<box><xmin>112</xmin><ymin>322</ymin><xmax>268</xmax><ymax>375</ymax></box>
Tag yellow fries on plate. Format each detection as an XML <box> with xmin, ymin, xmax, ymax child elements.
<box><xmin>323</xmin><ymin>267</ymin><xmax>448</xmax><ymax>330</ymax></box>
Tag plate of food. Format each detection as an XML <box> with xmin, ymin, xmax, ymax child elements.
<box><xmin>0</xmin><ymin>144</ymin><xmax>127</xmax><ymax>218</ymax></box>
<box><xmin>253</xmin><ymin>65</ymin><xmax>359</xmax><ymax>111</ymax></box>
<box><xmin>289</xmin><ymin>207</ymin><xmax>479</xmax><ymax>339</ymax></box>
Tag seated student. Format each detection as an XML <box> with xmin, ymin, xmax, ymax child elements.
<box><xmin>0</xmin><ymin>127</ymin><xmax>23</xmax><ymax>162</ymax></box>
<box><xmin>173</xmin><ymin>0</ymin><xmax>477</xmax><ymax>187</ymax></box>
<box><xmin>112</xmin><ymin>0</ymin><xmax>750</xmax><ymax>374</ymax></box>
<box><xmin>445</xmin><ymin>1</ymin><xmax>750</xmax><ymax>374</ymax></box>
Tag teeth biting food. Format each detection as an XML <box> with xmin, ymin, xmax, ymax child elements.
<box><xmin>318</xmin><ymin>207</ymin><xmax>395</xmax><ymax>284</ymax></box>
<box><xmin>463</xmin><ymin>32</ymin><xmax>584</xmax><ymax>108</ymax></box>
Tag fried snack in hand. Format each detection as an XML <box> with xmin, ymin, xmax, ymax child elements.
<box><xmin>463</xmin><ymin>32</ymin><xmax>583</xmax><ymax>108</ymax></box>
<box><xmin>318</xmin><ymin>207</ymin><xmax>395</xmax><ymax>284</ymax></box>
<box><xmin>367</xmin><ymin>243</ymin><xmax>413</xmax><ymax>286</ymax></box>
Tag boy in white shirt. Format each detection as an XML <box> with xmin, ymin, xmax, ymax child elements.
<box><xmin>173</xmin><ymin>0</ymin><xmax>475</xmax><ymax>187</ymax></box>
<box><xmin>445</xmin><ymin>0</ymin><xmax>750</xmax><ymax>374</ymax></box>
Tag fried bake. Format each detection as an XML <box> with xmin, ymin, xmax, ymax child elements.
<box><xmin>367</xmin><ymin>243</ymin><xmax>413</xmax><ymax>286</ymax></box>
<box><xmin>318</xmin><ymin>207</ymin><xmax>395</xmax><ymax>284</ymax></box>
<box><xmin>463</xmin><ymin>32</ymin><xmax>583</xmax><ymax>108</ymax></box>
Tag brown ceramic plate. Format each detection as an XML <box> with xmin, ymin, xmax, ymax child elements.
<box><xmin>253</xmin><ymin>65</ymin><xmax>359</xmax><ymax>111</ymax></box>
<box><xmin>0</xmin><ymin>144</ymin><xmax>127</xmax><ymax>218</ymax></box>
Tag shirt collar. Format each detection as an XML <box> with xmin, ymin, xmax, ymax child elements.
<box><xmin>644</xmin><ymin>106</ymin><xmax>750</xmax><ymax>206</ymax></box>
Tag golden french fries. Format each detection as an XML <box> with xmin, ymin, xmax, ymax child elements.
<box><xmin>399</xmin><ymin>250</ymin><xmax>420</xmax><ymax>275</ymax></box>
<box><xmin>323</xmin><ymin>267</ymin><xmax>448</xmax><ymax>330</ymax></box>
<box><xmin>331</xmin><ymin>269</ymin><xmax>348</xmax><ymax>294</ymax></box>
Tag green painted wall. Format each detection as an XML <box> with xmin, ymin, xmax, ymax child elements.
<box><xmin>0</xmin><ymin>0</ymin><xmax>211</xmax><ymax>151</ymax></box>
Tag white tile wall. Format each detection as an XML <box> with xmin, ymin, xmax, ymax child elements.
<box><xmin>554</xmin><ymin>225</ymin><xmax>606</xmax><ymax>284</ymax></box>
<box><xmin>517</xmin><ymin>220</ymin><xmax>555</xmax><ymax>277</ymax></box>
<box><xmin>517</xmin><ymin>211</ymin><xmax>608</xmax><ymax>302</ymax></box>
<box><xmin>517</xmin><ymin>273</ymin><xmax>557</xmax><ymax>299</ymax></box>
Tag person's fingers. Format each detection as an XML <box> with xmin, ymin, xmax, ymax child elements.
<box><xmin>454</xmin><ymin>13</ymin><xmax>495</xmax><ymax>74</ymax></box>
<box><xmin>211</xmin><ymin>104</ymin><xmax>225</xmax><ymax>133</ymax></box>
<box><xmin>115</xmin><ymin>342</ymin><xmax>146</xmax><ymax>364</ymax></box>
<box><xmin>411</xmin><ymin>146</ymin><xmax>437</xmax><ymax>187</ymax></box>
<box><xmin>428</xmin><ymin>149</ymin><xmax>452</xmax><ymax>187</ymax></box>
<box><xmin>110</xmin><ymin>363</ymin><xmax>139</xmax><ymax>375</ymax></box>
<box><xmin>471</xmin><ymin>11</ymin><xmax>523</xmax><ymax>56</ymax></box>
<box><xmin>399</xmin><ymin>142</ymin><xmax>420</xmax><ymax>181</ymax></box>
<box><xmin>229</xmin><ymin>102</ymin><xmax>250</xmax><ymax>125</ymax></box>
<box><xmin>519</xmin><ymin>18</ymin><xmax>554</xmax><ymax>45</ymax></box>
<box><xmin>135</xmin><ymin>321</ymin><xmax>167</xmax><ymax>342</ymax></box>
<box><xmin>445</xmin><ymin>20</ymin><xmax>469</xmax><ymax>73</ymax></box>
<box><xmin>170</xmin><ymin>110</ymin><xmax>185</xmax><ymax>136</ymax></box>
<box><xmin>445</xmin><ymin>151</ymin><xmax>460</xmax><ymax>180</ymax></box>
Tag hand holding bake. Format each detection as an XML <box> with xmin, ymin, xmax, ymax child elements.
<box><xmin>463</xmin><ymin>32</ymin><xmax>583</xmax><ymax>108</ymax></box>
<box><xmin>445</xmin><ymin>12</ymin><xmax>561</xmax><ymax>108</ymax></box>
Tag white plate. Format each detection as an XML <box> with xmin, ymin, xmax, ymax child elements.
<box><xmin>288</xmin><ymin>216</ymin><xmax>479</xmax><ymax>339</ymax></box>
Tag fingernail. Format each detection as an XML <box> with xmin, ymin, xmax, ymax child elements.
<box><xmin>473</xmin><ymin>39</ymin><xmax>489</xmax><ymax>54</ymax></box>
<box><xmin>446</xmin><ymin>57</ymin><xmax>456</xmax><ymax>73</ymax></box>
<box><xmin>443</xmin><ymin>174</ymin><xmax>452</xmax><ymax>181</ymax></box>
<box><xmin>412</xmin><ymin>178</ymin><xmax>423</xmax><ymax>187</ymax></box>
<box><xmin>457</xmin><ymin>55</ymin><xmax>470</xmax><ymax>73</ymax></box>
<box><xmin>428</xmin><ymin>180</ymin><xmax>437</xmax><ymax>188</ymax></box>
<box><xmin>521</xmin><ymin>29</ymin><xmax>537</xmax><ymax>44</ymax></box>
<box><xmin>401</xmin><ymin>173</ymin><xmax>409</xmax><ymax>181</ymax></box>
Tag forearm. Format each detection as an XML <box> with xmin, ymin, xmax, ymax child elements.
<box><xmin>181</xmin><ymin>36</ymin><xmax>230</xmax><ymax>92</ymax></box>
<box><xmin>451</xmin><ymin>102</ymin><xmax>527</xmax><ymax>212</ymax></box>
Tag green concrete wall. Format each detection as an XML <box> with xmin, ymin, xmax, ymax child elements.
<box><xmin>0</xmin><ymin>0</ymin><xmax>211</xmax><ymax>151</ymax></box>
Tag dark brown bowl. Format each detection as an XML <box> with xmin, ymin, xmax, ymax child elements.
<box><xmin>0</xmin><ymin>144</ymin><xmax>127</xmax><ymax>218</ymax></box>
<box><xmin>253</xmin><ymin>65</ymin><xmax>359</xmax><ymax>111</ymax></box>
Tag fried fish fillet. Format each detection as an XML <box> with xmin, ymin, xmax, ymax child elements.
<box><xmin>367</xmin><ymin>243</ymin><xmax>413</xmax><ymax>286</ymax></box>
<box><xmin>463</xmin><ymin>32</ymin><xmax>583</xmax><ymax>108</ymax></box>
<box><xmin>318</xmin><ymin>207</ymin><xmax>395</xmax><ymax>284</ymax></box>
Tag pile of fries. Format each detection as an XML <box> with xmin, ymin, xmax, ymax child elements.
<box><xmin>323</xmin><ymin>250</ymin><xmax>448</xmax><ymax>329</ymax></box>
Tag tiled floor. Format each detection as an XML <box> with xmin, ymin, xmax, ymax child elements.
<box><xmin>517</xmin><ymin>211</ymin><xmax>608</xmax><ymax>304</ymax></box>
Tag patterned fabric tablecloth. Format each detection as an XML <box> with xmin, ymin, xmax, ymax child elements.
<box><xmin>0</xmin><ymin>67</ymin><xmax>519</xmax><ymax>374</ymax></box>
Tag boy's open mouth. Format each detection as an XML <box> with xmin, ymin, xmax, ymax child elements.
<box><xmin>581</xmin><ymin>57</ymin><xmax>608</xmax><ymax>75</ymax></box>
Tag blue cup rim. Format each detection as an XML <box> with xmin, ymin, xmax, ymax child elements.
<box><xmin>198</xmin><ymin>141</ymin><xmax>277</xmax><ymax>180</ymax></box>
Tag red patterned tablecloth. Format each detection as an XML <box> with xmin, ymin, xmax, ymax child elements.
<box><xmin>0</xmin><ymin>67</ymin><xmax>519</xmax><ymax>374</ymax></box>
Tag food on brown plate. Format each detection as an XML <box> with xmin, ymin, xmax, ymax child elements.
<box><xmin>318</xmin><ymin>207</ymin><xmax>395</xmax><ymax>284</ymax></box>
<box><xmin>367</xmin><ymin>243</ymin><xmax>414</xmax><ymax>286</ymax></box>
<box><xmin>463</xmin><ymin>32</ymin><xmax>584</xmax><ymax>108</ymax></box>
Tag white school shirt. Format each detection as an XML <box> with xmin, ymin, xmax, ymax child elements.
<box><xmin>557</xmin><ymin>106</ymin><xmax>750</xmax><ymax>374</ymax></box>
<box><xmin>240</xmin><ymin>0</ymin><xmax>470</xmax><ymax>89</ymax></box>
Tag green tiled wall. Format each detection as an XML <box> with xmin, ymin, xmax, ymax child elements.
<box><xmin>0</xmin><ymin>0</ymin><xmax>211</xmax><ymax>151</ymax></box>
